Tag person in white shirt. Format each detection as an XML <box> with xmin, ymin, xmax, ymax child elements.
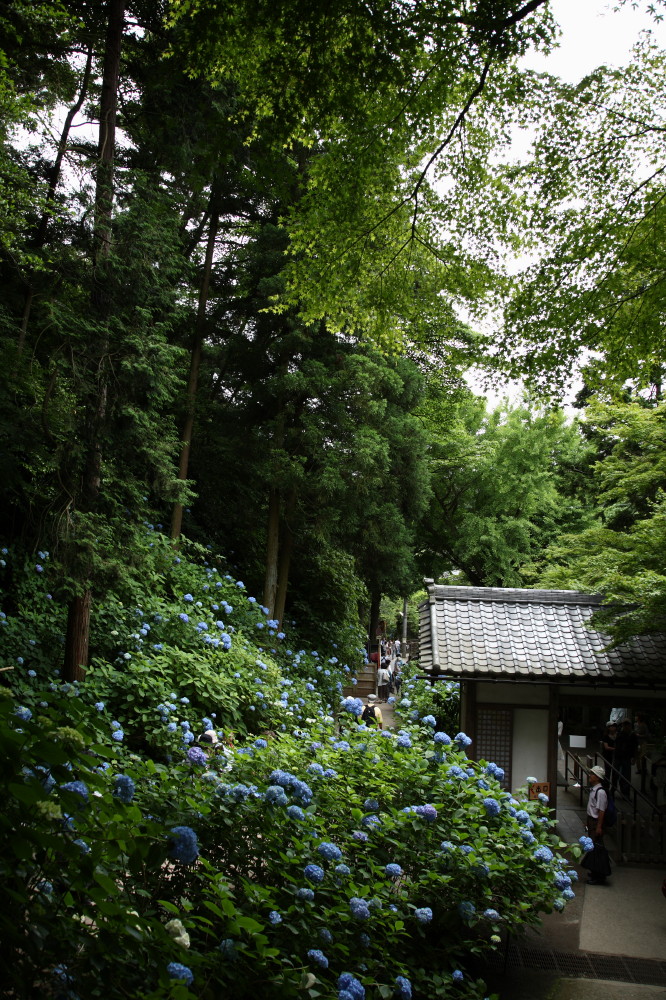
<box><xmin>587</xmin><ymin>765</ymin><xmax>608</xmax><ymax>838</ymax></box>
<box><xmin>585</xmin><ymin>765</ymin><xmax>610</xmax><ymax>886</ymax></box>
<box><xmin>377</xmin><ymin>664</ymin><xmax>390</xmax><ymax>702</ymax></box>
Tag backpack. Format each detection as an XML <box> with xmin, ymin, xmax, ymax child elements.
<box><xmin>361</xmin><ymin>705</ymin><xmax>377</xmax><ymax>725</ymax></box>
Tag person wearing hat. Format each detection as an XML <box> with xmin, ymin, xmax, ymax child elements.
<box><xmin>585</xmin><ymin>765</ymin><xmax>611</xmax><ymax>885</ymax></box>
<box><xmin>361</xmin><ymin>693</ymin><xmax>383</xmax><ymax>729</ymax></box>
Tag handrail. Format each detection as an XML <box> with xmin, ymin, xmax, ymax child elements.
<box><xmin>563</xmin><ymin>748</ymin><xmax>661</xmax><ymax>821</ymax></box>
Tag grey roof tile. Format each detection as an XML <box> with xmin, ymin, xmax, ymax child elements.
<box><xmin>419</xmin><ymin>583</ymin><xmax>666</xmax><ymax>687</ymax></box>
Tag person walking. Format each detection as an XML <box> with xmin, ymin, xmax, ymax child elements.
<box><xmin>601</xmin><ymin>722</ymin><xmax>617</xmax><ymax>785</ymax></box>
<box><xmin>361</xmin><ymin>693</ymin><xmax>383</xmax><ymax>729</ymax></box>
<box><xmin>614</xmin><ymin>719</ymin><xmax>639</xmax><ymax>797</ymax></box>
<box><xmin>377</xmin><ymin>663</ymin><xmax>390</xmax><ymax>702</ymax></box>
<box><xmin>583</xmin><ymin>765</ymin><xmax>612</xmax><ymax>885</ymax></box>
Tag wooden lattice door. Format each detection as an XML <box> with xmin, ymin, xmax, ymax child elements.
<box><xmin>476</xmin><ymin>705</ymin><xmax>512</xmax><ymax>789</ymax></box>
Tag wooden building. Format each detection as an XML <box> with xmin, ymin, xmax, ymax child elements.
<box><xmin>418</xmin><ymin>582</ymin><xmax>666</xmax><ymax>809</ymax></box>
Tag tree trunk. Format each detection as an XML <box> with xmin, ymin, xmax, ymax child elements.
<box><xmin>369</xmin><ymin>589</ymin><xmax>382</xmax><ymax>648</ymax></box>
<box><xmin>274</xmin><ymin>489</ymin><xmax>297</xmax><ymax>626</ymax></box>
<box><xmin>64</xmin><ymin>591</ymin><xmax>92</xmax><ymax>683</ymax></box>
<box><xmin>63</xmin><ymin>0</ymin><xmax>124</xmax><ymax>681</ymax></box>
<box><xmin>263</xmin><ymin>487</ymin><xmax>281</xmax><ymax>616</ymax></box>
<box><xmin>402</xmin><ymin>594</ymin><xmax>408</xmax><ymax>646</ymax></box>
<box><xmin>170</xmin><ymin>208</ymin><xmax>219</xmax><ymax>540</ymax></box>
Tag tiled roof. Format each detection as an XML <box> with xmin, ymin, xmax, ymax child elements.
<box><xmin>418</xmin><ymin>583</ymin><xmax>666</xmax><ymax>687</ymax></box>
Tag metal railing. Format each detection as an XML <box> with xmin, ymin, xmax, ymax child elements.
<box><xmin>563</xmin><ymin>748</ymin><xmax>660</xmax><ymax>819</ymax></box>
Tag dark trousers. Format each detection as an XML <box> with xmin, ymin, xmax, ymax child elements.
<box><xmin>614</xmin><ymin>759</ymin><xmax>631</xmax><ymax>796</ymax></box>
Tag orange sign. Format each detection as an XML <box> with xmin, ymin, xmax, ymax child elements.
<box><xmin>528</xmin><ymin>782</ymin><xmax>551</xmax><ymax>800</ymax></box>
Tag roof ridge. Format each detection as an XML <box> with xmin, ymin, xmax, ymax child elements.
<box><xmin>426</xmin><ymin>583</ymin><xmax>602</xmax><ymax>606</ymax></box>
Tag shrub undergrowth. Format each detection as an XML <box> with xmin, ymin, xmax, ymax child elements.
<box><xmin>0</xmin><ymin>536</ymin><xmax>581</xmax><ymax>999</ymax></box>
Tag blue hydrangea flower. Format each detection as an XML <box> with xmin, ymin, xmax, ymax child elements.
<box><xmin>553</xmin><ymin>898</ymin><xmax>565</xmax><ymax>911</ymax></box>
<box><xmin>304</xmin><ymin>863</ymin><xmax>325</xmax><ymax>884</ymax></box>
<box><xmin>433</xmin><ymin>732</ymin><xmax>451</xmax><ymax>746</ymax></box>
<box><xmin>579</xmin><ymin>835</ymin><xmax>594</xmax><ymax>852</ymax></box>
<box><xmin>112</xmin><ymin>774</ymin><xmax>135</xmax><ymax>804</ymax></box>
<box><xmin>457</xmin><ymin>900</ymin><xmax>476</xmax><ymax>922</ymax></box>
<box><xmin>337</xmin><ymin>973</ymin><xmax>365</xmax><ymax>1000</ymax></box>
<box><xmin>307</xmin><ymin>948</ymin><xmax>329</xmax><ymax>968</ymax></box>
<box><xmin>415</xmin><ymin>804</ymin><xmax>437</xmax><ymax>821</ymax></box>
<box><xmin>361</xmin><ymin>814</ymin><xmax>382</xmax><ymax>828</ymax></box>
<box><xmin>526</xmin><ymin>776</ymin><xmax>538</xmax><ymax>784</ymax></box>
<box><xmin>287</xmin><ymin>805</ymin><xmax>305</xmax><ymax>821</ymax></box>
<box><xmin>394</xmin><ymin>975</ymin><xmax>412</xmax><ymax>999</ymax></box>
<box><xmin>254</xmin><ymin>738</ymin><xmax>268</xmax><ymax>748</ymax></box>
<box><xmin>414</xmin><ymin>907</ymin><xmax>433</xmax><ymax>924</ymax></box>
<box><xmin>61</xmin><ymin>780</ymin><xmax>89</xmax><ymax>802</ymax></box>
<box><xmin>320</xmin><ymin>927</ymin><xmax>333</xmax><ymax>944</ymax></box>
<box><xmin>318</xmin><ymin>842</ymin><xmax>342</xmax><ymax>862</ymax></box>
<box><xmin>534</xmin><ymin>846</ymin><xmax>554</xmax><ymax>863</ymax></box>
<box><xmin>166</xmin><ymin>962</ymin><xmax>193</xmax><ymax>986</ymax></box>
<box><xmin>538</xmin><ymin>792</ymin><xmax>550</xmax><ymax>803</ymax></box>
<box><xmin>296</xmin><ymin>887</ymin><xmax>315</xmax><ymax>902</ymax></box>
<box><xmin>110</xmin><ymin>719</ymin><xmax>122</xmax><ymax>731</ymax></box>
<box><xmin>421</xmin><ymin>715</ymin><xmax>436</xmax><ymax>727</ymax></box>
<box><xmin>264</xmin><ymin>785</ymin><xmax>288</xmax><ymax>807</ymax></box>
<box><xmin>483</xmin><ymin>797</ymin><xmax>501</xmax><ymax>817</ymax></box>
<box><xmin>335</xmin><ymin>863</ymin><xmax>351</xmax><ymax>877</ymax></box>
<box><xmin>484</xmin><ymin>908</ymin><xmax>500</xmax><ymax>920</ymax></box>
<box><xmin>521</xmin><ymin>830</ymin><xmax>536</xmax><ymax>845</ymax></box>
<box><xmin>554</xmin><ymin>872</ymin><xmax>572</xmax><ymax>890</ymax></box>
<box><xmin>454</xmin><ymin>732</ymin><xmax>472</xmax><ymax>748</ymax></box>
<box><xmin>452</xmin><ymin>969</ymin><xmax>464</xmax><ymax>982</ymax></box>
<box><xmin>167</xmin><ymin>722</ymin><xmax>177</xmax><ymax>732</ymax></box>
<box><xmin>187</xmin><ymin>746</ymin><xmax>208</xmax><ymax>766</ymax></box>
<box><xmin>268</xmin><ymin>910</ymin><xmax>282</xmax><ymax>925</ymax></box>
<box><xmin>440</xmin><ymin>840</ymin><xmax>454</xmax><ymax>852</ymax></box>
<box><xmin>167</xmin><ymin>826</ymin><xmax>199</xmax><ymax>864</ymax></box>
<box><xmin>73</xmin><ymin>838</ymin><xmax>90</xmax><ymax>853</ymax></box>
<box><xmin>350</xmin><ymin>897</ymin><xmax>370</xmax><ymax>920</ymax></box>
<box><xmin>15</xmin><ymin>706</ymin><xmax>32</xmax><ymax>722</ymax></box>
<box><xmin>385</xmin><ymin>863</ymin><xmax>402</xmax><ymax>878</ymax></box>
<box><xmin>396</xmin><ymin>734</ymin><xmax>412</xmax><ymax>748</ymax></box>
<box><xmin>52</xmin><ymin>964</ymin><xmax>72</xmax><ymax>984</ymax></box>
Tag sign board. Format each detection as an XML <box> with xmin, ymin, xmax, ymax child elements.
<box><xmin>569</xmin><ymin>735</ymin><xmax>586</xmax><ymax>749</ymax></box>
<box><xmin>528</xmin><ymin>781</ymin><xmax>551</xmax><ymax>801</ymax></box>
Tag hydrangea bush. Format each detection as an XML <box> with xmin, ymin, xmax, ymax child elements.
<box><xmin>393</xmin><ymin>661</ymin><xmax>460</xmax><ymax>734</ymax></box>
<box><xmin>1</xmin><ymin>540</ymin><xmax>584</xmax><ymax>999</ymax></box>
<box><xmin>0</xmin><ymin>685</ymin><xmax>584</xmax><ymax>999</ymax></box>
<box><xmin>0</xmin><ymin>536</ymin><xmax>363</xmax><ymax>751</ymax></box>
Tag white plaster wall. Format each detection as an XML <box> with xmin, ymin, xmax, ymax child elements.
<box><xmin>511</xmin><ymin>708</ymin><xmax>549</xmax><ymax>793</ymax></box>
<box><xmin>476</xmin><ymin>682</ymin><xmax>549</xmax><ymax>706</ymax></box>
